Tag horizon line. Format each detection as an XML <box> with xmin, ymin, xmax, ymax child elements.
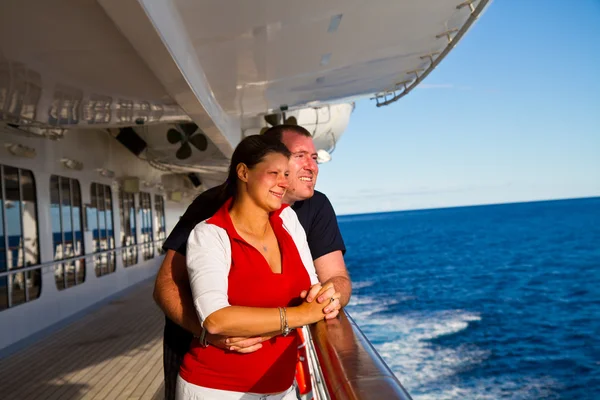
<box><xmin>336</xmin><ymin>194</ymin><xmax>600</xmax><ymax>217</ymax></box>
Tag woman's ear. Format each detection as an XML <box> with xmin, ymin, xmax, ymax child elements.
<box><xmin>236</xmin><ymin>163</ymin><xmax>249</xmax><ymax>182</ymax></box>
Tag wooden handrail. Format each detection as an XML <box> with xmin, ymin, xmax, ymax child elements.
<box><xmin>309</xmin><ymin>311</ymin><xmax>413</xmax><ymax>400</ymax></box>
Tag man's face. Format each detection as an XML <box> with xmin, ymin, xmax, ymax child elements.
<box><xmin>281</xmin><ymin>131</ymin><xmax>319</xmax><ymax>203</ymax></box>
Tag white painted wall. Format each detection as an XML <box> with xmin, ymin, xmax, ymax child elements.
<box><xmin>0</xmin><ymin>125</ymin><xmax>193</xmax><ymax>352</ymax></box>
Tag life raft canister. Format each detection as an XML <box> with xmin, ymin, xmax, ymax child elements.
<box><xmin>295</xmin><ymin>328</ymin><xmax>312</xmax><ymax>395</ymax></box>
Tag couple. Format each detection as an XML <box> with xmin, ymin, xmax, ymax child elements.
<box><xmin>153</xmin><ymin>125</ymin><xmax>352</xmax><ymax>399</ymax></box>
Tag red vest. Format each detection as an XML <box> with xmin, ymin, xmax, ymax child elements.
<box><xmin>179</xmin><ymin>199</ymin><xmax>311</xmax><ymax>393</ymax></box>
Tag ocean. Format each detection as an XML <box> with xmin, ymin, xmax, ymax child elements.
<box><xmin>340</xmin><ymin>197</ymin><xmax>600</xmax><ymax>400</ymax></box>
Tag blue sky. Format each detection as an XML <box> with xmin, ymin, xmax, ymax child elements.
<box><xmin>316</xmin><ymin>0</ymin><xmax>600</xmax><ymax>215</ymax></box>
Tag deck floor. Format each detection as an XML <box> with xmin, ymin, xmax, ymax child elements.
<box><xmin>0</xmin><ymin>280</ymin><xmax>165</xmax><ymax>400</ymax></box>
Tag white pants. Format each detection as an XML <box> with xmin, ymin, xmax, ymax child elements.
<box><xmin>176</xmin><ymin>375</ymin><xmax>297</xmax><ymax>400</ymax></box>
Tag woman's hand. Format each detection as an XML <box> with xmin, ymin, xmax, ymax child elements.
<box><xmin>300</xmin><ymin>283</ymin><xmax>342</xmax><ymax>320</ymax></box>
<box><xmin>296</xmin><ymin>285</ymin><xmax>341</xmax><ymax>324</ymax></box>
<box><xmin>295</xmin><ymin>295</ymin><xmax>329</xmax><ymax>324</ymax></box>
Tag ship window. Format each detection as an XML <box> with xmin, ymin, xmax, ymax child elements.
<box><xmin>50</xmin><ymin>176</ymin><xmax>85</xmax><ymax>290</ymax></box>
<box><xmin>154</xmin><ymin>195</ymin><xmax>166</xmax><ymax>255</ymax></box>
<box><xmin>119</xmin><ymin>191</ymin><xmax>137</xmax><ymax>267</ymax></box>
<box><xmin>139</xmin><ymin>192</ymin><xmax>154</xmax><ymax>260</ymax></box>
<box><xmin>89</xmin><ymin>183</ymin><xmax>115</xmax><ymax>277</ymax></box>
<box><xmin>0</xmin><ymin>165</ymin><xmax>41</xmax><ymax>311</ymax></box>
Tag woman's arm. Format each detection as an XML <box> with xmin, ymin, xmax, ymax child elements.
<box><xmin>187</xmin><ymin>221</ymin><xmax>328</xmax><ymax>337</ymax></box>
<box><xmin>203</xmin><ymin>301</ymin><xmax>326</xmax><ymax>336</ymax></box>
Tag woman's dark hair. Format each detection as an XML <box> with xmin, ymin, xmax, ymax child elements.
<box><xmin>219</xmin><ymin>134</ymin><xmax>291</xmax><ymax>200</ymax></box>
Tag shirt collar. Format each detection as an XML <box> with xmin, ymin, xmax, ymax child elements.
<box><xmin>207</xmin><ymin>197</ymin><xmax>290</xmax><ymax>242</ymax></box>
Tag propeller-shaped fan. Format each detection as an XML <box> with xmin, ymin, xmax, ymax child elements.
<box><xmin>260</xmin><ymin>114</ymin><xmax>298</xmax><ymax>135</ymax></box>
<box><xmin>167</xmin><ymin>123</ymin><xmax>208</xmax><ymax>160</ymax></box>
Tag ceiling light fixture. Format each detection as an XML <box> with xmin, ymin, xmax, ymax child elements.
<box><xmin>320</xmin><ymin>53</ymin><xmax>332</xmax><ymax>66</ymax></box>
<box><xmin>328</xmin><ymin>14</ymin><xmax>343</xmax><ymax>33</ymax></box>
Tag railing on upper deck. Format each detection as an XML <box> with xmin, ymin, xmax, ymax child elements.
<box><xmin>305</xmin><ymin>311</ymin><xmax>413</xmax><ymax>400</ymax></box>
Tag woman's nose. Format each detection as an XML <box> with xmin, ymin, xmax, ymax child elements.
<box><xmin>278</xmin><ymin>175</ymin><xmax>289</xmax><ymax>188</ymax></box>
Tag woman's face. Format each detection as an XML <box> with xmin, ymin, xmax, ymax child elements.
<box><xmin>245</xmin><ymin>152</ymin><xmax>290</xmax><ymax>212</ymax></box>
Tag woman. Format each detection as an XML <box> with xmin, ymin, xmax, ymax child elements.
<box><xmin>177</xmin><ymin>135</ymin><xmax>339</xmax><ymax>400</ymax></box>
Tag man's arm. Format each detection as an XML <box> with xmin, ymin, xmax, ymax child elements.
<box><xmin>302</xmin><ymin>250</ymin><xmax>351</xmax><ymax>315</ymax></box>
<box><xmin>301</xmin><ymin>192</ymin><xmax>352</xmax><ymax>310</ymax></box>
<box><xmin>153</xmin><ymin>250</ymin><xmax>202</xmax><ymax>336</ymax></box>
<box><xmin>313</xmin><ymin>250</ymin><xmax>352</xmax><ymax>308</ymax></box>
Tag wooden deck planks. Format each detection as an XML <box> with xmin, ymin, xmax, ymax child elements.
<box><xmin>0</xmin><ymin>279</ymin><xmax>166</xmax><ymax>400</ymax></box>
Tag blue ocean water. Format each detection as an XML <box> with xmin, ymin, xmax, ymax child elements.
<box><xmin>340</xmin><ymin>197</ymin><xmax>600</xmax><ymax>400</ymax></box>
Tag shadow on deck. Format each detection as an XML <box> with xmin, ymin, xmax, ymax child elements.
<box><xmin>0</xmin><ymin>280</ymin><xmax>165</xmax><ymax>400</ymax></box>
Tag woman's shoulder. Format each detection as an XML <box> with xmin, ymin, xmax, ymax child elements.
<box><xmin>188</xmin><ymin>219</ymin><xmax>230</xmax><ymax>246</ymax></box>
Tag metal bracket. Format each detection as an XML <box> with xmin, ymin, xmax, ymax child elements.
<box><xmin>394</xmin><ymin>80</ymin><xmax>413</xmax><ymax>92</ymax></box>
<box><xmin>457</xmin><ymin>0</ymin><xmax>477</xmax><ymax>13</ymax></box>
<box><xmin>405</xmin><ymin>69</ymin><xmax>425</xmax><ymax>80</ymax></box>
<box><xmin>435</xmin><ymin>28</ymin><xmax>459</xmax><ymax>44</ymax></box>
<box><xmin>420</xmin><ymin>52</ymin><xmax>440</xmax><ymax>68</ymax></box>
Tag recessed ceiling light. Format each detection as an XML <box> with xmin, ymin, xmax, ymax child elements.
<box><xmin>328</xmin><ymin>14</ymin><xmax>343</xmax><ymax>33</ymax></box>
<box><xmin>320</xmin><ymin>53</ymin><xmax>332</xmax><ymax>66</ymax></box>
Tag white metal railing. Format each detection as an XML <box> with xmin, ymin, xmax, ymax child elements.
<box><xmin>371</xmin><ymin>0</ymin><xmax>490</xmax><ymax>107</ymax></box>
<box><xmin>0</xmin><ymin>239</ymin><xmax>165</xmax><ymax>278</ymax></box>
<box><xmin>303</xmin><ymin>326</ymin><xmax>331</xmax><ymax>400</ymax></box>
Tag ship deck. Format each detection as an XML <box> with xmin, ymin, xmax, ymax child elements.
<box><xmin>0</xmin><ymin>279</ymin><xmax>165</xmax><ymax>400</ymax></box>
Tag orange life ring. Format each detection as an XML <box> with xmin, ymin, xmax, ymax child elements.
<box><xmin>295</xmin><ymin>328</ymin><xmax>312</xmax><ymax>395</ymax></box>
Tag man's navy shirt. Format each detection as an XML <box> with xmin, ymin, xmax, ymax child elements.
<box><xmin>162</xmin><ymin>188</ymin><xmax>345</xmax><ymax>355</ymax></box>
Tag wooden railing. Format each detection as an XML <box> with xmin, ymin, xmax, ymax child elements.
<box><xmin>307</xmin><ymin>311</ymin><xmax>413</xmax><ymax>400</ymax></box>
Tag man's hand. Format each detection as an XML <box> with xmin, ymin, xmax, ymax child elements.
<box><xmin>300</xmin><ymin>282</ymin><xmax>341</xmax><ymax>320</ymax></box>
<box><xmin>205</xmin><ymin>332</ymin><xmax>275</xmax><ymax>353</ymax></box>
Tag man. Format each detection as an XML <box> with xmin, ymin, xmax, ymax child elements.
<box><xmin>153</xmin><ymin>125</ymin><xmax>352</xmax><ymax>399</ymax></box>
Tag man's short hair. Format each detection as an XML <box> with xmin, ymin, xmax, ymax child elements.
<box><xmin>262</xmin><ymin>124</ymin><xmax>312</xmax><ymax>141</ymax></box>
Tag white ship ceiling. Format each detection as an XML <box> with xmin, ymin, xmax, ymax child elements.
<box><xmin>0</xmin><ymin>0</ymin><xmax>489</xmax><ymax>159</ymax></box>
